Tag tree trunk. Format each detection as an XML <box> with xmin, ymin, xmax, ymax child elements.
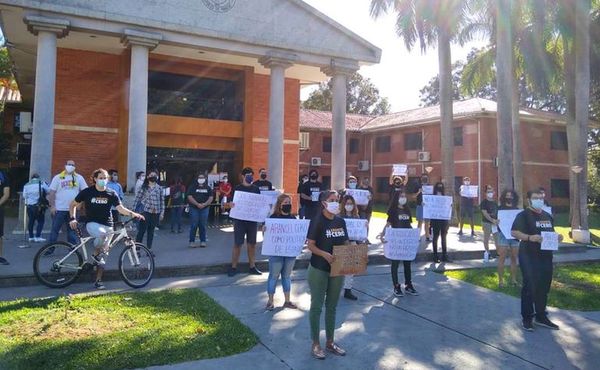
<box><xmin>496</xmin><ymin>0</ymin><xmax>514</xmax><ymax>193</ymax></box>
<box><xmin>511</xmin><ymin>75</ymin><xmax>523</xmax><ymax>207</ymax></box>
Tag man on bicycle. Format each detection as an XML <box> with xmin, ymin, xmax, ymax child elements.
<box><xmin>69</xmin><ymin>168</ymin><xmax>144</xmax><ymax>289</ymax></box>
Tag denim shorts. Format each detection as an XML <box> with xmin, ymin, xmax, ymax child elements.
<box><xmin>496</xmin><ymin>230</ymin><xmax>520</xmax><ymax>248</ymax></box>
<box><xmin>416</xmin><ymin>205</ymin><xmax>429</xmax><ymax>221</ymax></box>
<box><xmin>233</xmin><ymin>219</ymin><xmax>258</xmax><ymax>246</ymax></box>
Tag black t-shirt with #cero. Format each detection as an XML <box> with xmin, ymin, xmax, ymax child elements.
<box><xmin>187</xmin><ymin>183</ymin><xmax>213</xmax><ymax>204</ymax></box>
<box><xmin>307</xmin><ymin>213</ymin><xmax>349</xmax><ymax>272</ymax></box>
<box><xmin>387</xmin><ymin>206</ymin><xmax>412</xmax><ymax>229</ymax></box>
<box><xmin>511</xmin><ymin>208</ymin><xmax>555</xmax><ymax>255</ymax></box>
<box><xmin>479</xmin><ymin>199</ymin><xmax>498</xmax><ymax>224</ymax></box>
<box><xmin>253</xmin><ymin>179</ymin><xmax>273</xmax><ymax>192</ymax></box>
<box><xmin>75</xmin><ymin>186</ymin><xmax>121</xmax><ymax>226</ymax></box>
<box><xmin>300</xmin><ymin>181</ymin><xmax>323</xmax><ymax>206</ymax></box>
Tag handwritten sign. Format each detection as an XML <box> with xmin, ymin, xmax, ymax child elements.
<box><xmin>262</xmin><ymin>219</ymin><xmax>310</xmax><ymax>257</ymax></box>
<box><xmin>345</xmin><ymin>218</ymin><xmax>368</xmax><ymax>241</ymax></box>
<box><xmin>229</xmin><ymin>191</ymin><xmax>271</xmax><ymax>223</ymax></box>
<box><xmin>345</xmin><ymin>189</ymin><xmax>370</xmax><ymax>206</ymax></box>
<box><xmin>422</xmin><ymin>185</ymin><xmax>434</xmax><ymax>195</ymax></box>
<box><xmin>498</xmin><ymin>209</ymin><xmax>521</xmax><ymax>239</ymax></box>
<box><xmin>384</xmin><ymin>228</ymin><xmax>420</xmax><ymax>261</ymax></box>
<box><xmin>392</xmin><ymin>164</ymin><xmax>408</xmax><ymax>176</ymax></box>
<box><xmin>460</xmin><ymin>185</ymin><xmax>479</xmax><ymax>198</ymax></box>
<box><xmin>423</xmin><ymin>195</ymin><xmax>453</xmax><ymax>220</ymax></box>
<box><xmin>541</xmin><ymin>231</ymin><xmax>559</xmax><ymax>251</ymax></box>
<box><xmin>330</xmin><ymin>244</ymin><xmax>368</xmax><ymax>277</ymax></box>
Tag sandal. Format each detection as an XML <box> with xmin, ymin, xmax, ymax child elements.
<box><xmin>265</xmin><ymin>302</ymin><xmax>274</xmax><ymax>311</ymax></box>
<box><xmin>326</xmin><ymin>342</ymin><xmax>346</xmax><ymax>356</ymax></box>
<box><xmin>283</xmin><ymin>301</ymin><xmax>298</xmax><ymax>309</ymax></box>
<box><xmin>311</xmin><ymin>344</ymin><xmax>326</xmax><ymax>360</ymax></box>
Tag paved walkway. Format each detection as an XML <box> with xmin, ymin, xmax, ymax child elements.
<box><xmin>1</xmin><ymin>262</ymin><xmax>598</xmax><ymax>370</ymax></box>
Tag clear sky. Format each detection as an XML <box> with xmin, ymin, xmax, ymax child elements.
<box><xmin>302</xmin><ymin>0</ymin><xmax>486</xmax><ymax>112</ymax></box>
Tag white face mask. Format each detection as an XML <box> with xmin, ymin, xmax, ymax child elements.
<box><xmin>65</xmin><ymin>165</ymin><xmax>75</xmax><ymax>173</ymax></box>
<box><xmin>139</xmin><ymin>176</ymin><xmax>145</xmax><ymax>182</ymax></box>
<box><xmin>464</xmin><ymin>181</ymin><xmax>470</xmax><ymax>186</ymax></box>
<box><xmin>344</xmin><ymin>204</ymin><xmax>354</xmax><ymax>212</ymax></box>
<box><xmin>487</xmin><ymin>192</ymin><xmax>494</xmax><ymax>199</ymax></box>
<box><xmin>348</xmin><ymin>182</ymin><xmax>357</xmax><ymax>189</ymax></box>
<box><xmin>302</xmin><ymin>178</ymin><xmax>309</xmax><ymax>184</ymax></box>
<box><xmin>198</xmin><ymin>178</ymin><xmax>206</xmax><ymax>185</ymax></box>
<box><xmin>325</xmin><ymin>201</ymin><xmax>340</xmax><ymax>215</ymax></box>
<box><xmin>222</xmin><ymin>178</ymin><xmax>228</xmax><ymax>184</ymax></box>
<box><xmin>398</xmin><ymin>197</ymin><xmax>407</xmax><ymax>206</ymax></box>
<box><xmin>531</xmin><ymin>199</ymin><xmax>544</xmax><ymax>210</ymax></box>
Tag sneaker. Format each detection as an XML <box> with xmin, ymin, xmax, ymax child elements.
<box><xmin>522</xmin><ymin>318</ymin><xmax>534</xmax><ymax>331</ymax></box>
<box><xmin>35</xmin><ymin>237</ymin><xmax>46</xmax><ymax>242</ymax></box>
<box><xmin>248</xmin><ymin>266</ymin><xmax>262</xmax><ymax>275</ymax></box>
<box><xmin>483</xmin><ymin>251</ymin><xmax>489</xmax><ymax>263</ymax></box>
<box><xmin>94</xmin><ymin>281</ymin><xmax>106</xmax><ymax>290</ymax></box>
<box><xmin>344</xmin><ymin>288</ymin><xmax>358</xmax><ymax>300</ymax></box>
<box><xmin>393</xmin><ymin>284</ymin><xmax>404</xmax><ymax>297</ymax></box>
<box><xmin>441</xmin><ymin>254</ymin><xmax>452</xmax><ymax>263</ymax></box>
<box><xmin>43</xmin><ymin>246</ymin><xmax>55</xmax><ymax>256</ymax></box>
<box><xmin>28</xmin><ymin>237</ymin><xmax>35</xmax><ymax>242</ymax></box>
<box><xmin>458</xmin><ymin>230</ymin><xmax>463</xmax><ymax>235</ymax></box>
<box><xmin>405</xmin><ymin>284</ymin><xmax>419</xmax><ymax>296</ymax></box>
<box><xmin>170</xmin><ymin>229</ymin><xmax>176</xmax><ymax>233</ymax></box>
<box><xmin>0</xmin><ymin>257</ymin><xmax>9</xmax><ymax>265</ymax></box>
<box><xmin>199</xmin><ymin>241</ymin><xmax>207</xmax><ymax>248</ymax></box>
<box><xmin>535</xmin><ymin>316</ymin><xmax>560</xmax><ymax>330</ymax></box>
<box><xmin>227</xmin><ymin>267</ymin><xmax>238</xmax><ymax>277</ymax></box>
<box><xmin>188</xmin><ymin>242</ymin><xmax>197</xmax><ymax>248</ymax></box>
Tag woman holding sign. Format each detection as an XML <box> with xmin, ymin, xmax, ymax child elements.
<box><xmin>307</xmin><ymin>190</ymin><xmax>349</xmax><ymax>360</ymax></box>
<box><xmin>264</xmin><ymin>194</ymin><xmax>299</xmax><ymax>311</ymax></box>
<box><xmin>339</xmin><ymin>194</ymin><xmax>362</xmax><ymax>301</ymax></box>
<box><xmin>379</xmin><ymin>190</ymin><xmax>419</xmax><ymax>296</ymax></box>
<box><xmin>429</xmin><ymin>182</ymin><xmax>450</xmax><ymax>263</ymax></box>
<box><xmin>496</xmin><ymin>190</ymin><xmax>520</xmax><ymax>288</ymax></box>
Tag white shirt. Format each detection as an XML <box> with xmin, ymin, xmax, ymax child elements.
<box><xmin>49</xmin><ymin>172</ymin><xmax>88</xmax><ymax>211</ymax></box>
<box><xmin>22</xmin><ymin>179</ymin><xmax>49</xmax><ymax>205</ymax></box>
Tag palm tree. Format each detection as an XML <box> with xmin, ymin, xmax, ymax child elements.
<box><xmin>370</xmin><ymin>0</ymin><xmax>469</xmax><ymax>199</ymax></box>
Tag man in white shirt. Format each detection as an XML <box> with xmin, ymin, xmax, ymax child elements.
<box><xmin>47</xmin><ymin>160</ymin><xmax>87</xmax><ymax>249</ymax></box>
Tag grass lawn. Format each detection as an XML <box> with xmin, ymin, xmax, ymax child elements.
<box><xmin>0</xmin><ymin>289</ymin><xmax>258</xmax><ymax>370</ymax></box>
<box><xmin>444</xmin><ymin>262</ymin><xmax>600</xmax><ymax>311</ymax></box>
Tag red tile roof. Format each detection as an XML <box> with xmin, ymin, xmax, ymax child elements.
<box><xmin>299</xmin><ymin>109</ymin><xmax>373</xmax><ymax>132</ymax></box>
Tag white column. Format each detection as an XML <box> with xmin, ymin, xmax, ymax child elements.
<box><xmin>322</xmin><ymin>60</ymin><xmax>358</xmax><ymax>190</ymax></box>
<box><xmin>24</xmin><ymin>16</ymin><xmax>70</xmax><ymax>181</ymax></box>
<box><xmin>121</xmin><ymin>30</ymin><xmax>162</xmax><ymax>191</ymax></box>
<box><xmin>260</xmin><ymin>53</ymin><xmax>294</xmax><ymax>190</ymax></box>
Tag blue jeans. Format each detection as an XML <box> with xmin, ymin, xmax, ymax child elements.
<box><xmin>49</xmin><ymin>210</ymin><xmax>78</xmax><ymax>245</ymax></box>
<box><xmin>170</xmin><ymin>206</ymin><xmax>184</xmax><ymax>231</ymax></box>
<box><xmin>267</xmin><ymin>256</ymin><xmax>296</xmax><ymax>294</ymax></box>
<box><xmin>189</xmin><ymin>206</ymin><xmax>209</xmax><ymax>243</ymax></box>
<box><xmin>26</xmin><ymin>205</ymin><xmax>45</xmax><ymax>238</ymax></box>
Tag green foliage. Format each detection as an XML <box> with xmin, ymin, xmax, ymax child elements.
<box><xmin>589</xmin><ymin>148</ymin><xmax>600</xmax><ymax>205</ymax></box>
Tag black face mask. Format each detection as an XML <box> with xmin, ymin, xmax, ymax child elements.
<box><xmin>148</xmin><ymin>176</ymin><xmax>158</xmax><ymax>183</ymax></box>
<box><xmin>281</xmin><ymin>204</ymin><xmax>292</xmax><ymax>214</ymax></box>
<box><xmin>260</xmin><ymin>173</ymin><xmax>267</xmax><ymax>180</ymax></box>
<box><xmin>394</xmin><ymin>181</ymin><xmax>401</xmax><ymax>186</ymax></box>
<box><xmin>310</xmin><ymin>174</ymin><xmax>318</xmax><ymax>180</ymax></box>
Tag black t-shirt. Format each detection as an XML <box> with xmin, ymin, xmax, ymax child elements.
<box><xmin>233</xmin><ymin>184</ymin><xmax>261</xmax><ymax>196</ymax></box>
<box><xmin>187</xmin><ymin>183</ymin><xmax>212</xmax><ymax>204</ymax></box>
<box><xmin>170</xmin><ymin>184</ymin><xmax>186</xmax><ymax>206</ymax></box>
<box><xmin>307</xmin><ymin>213</ymin><xmax>349</xmax><ymax>272</ymax></box>
<box><xmin>389</xmin><ymin>184</ymin><xmax>405</xmax><ymax>199</ymax></box>
<box><xmin>387</xmin><ymin>206</ymin><xmax>412</xmax><ymax>229</ymax></box>
<box><xmin>269</xmin><ymin>213</ymin><xmax>295</xmax><ymax>219</ymax></box>
<box><xmin>511</xmin><ymin>208</ymin><xmax>555</xmax><ymax>254</ymax></box>
<box><xmin>0</xmin><ymin>173</ymin><xmax>8</xmax><ymax>209</ymax></box>
<box><xmin>479</xmin><ymin>199</ymin><xmax>498</xmax><ymax>223</ymax></box>
<box><xmin>253</xmin><ymin>179</ymin><xmax>273</xmax><ymax>192</ymax></box>
<box><xmin>300</xmin><ymin>181</ymin><xmax>323</xmax><ymax>207</ymax></box>
<box><xmin>75</xmin><ymin>186</ymin><xmax>121</xmax><ymax>226</ymax></box>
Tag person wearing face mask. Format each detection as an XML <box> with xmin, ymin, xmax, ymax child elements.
<box><xmin>69</xmin><ymin>168</ymin><xmax>144</xmax><ymax>289</ymax></box>
<box><xmin>497</xmin><ymin>189</ymin><xmax>521</xmax><ymax>288</ymax></box>
<box><xmin>47</xmin><ymin>160</ymin><xmax>88</xmax><ymax>252</ymax></box>
<box><xmin>107</xmin><ymin>170</ymin><xmax>125</xmax><ymax>225</ymax></box>
<box><xmin>378</xmin><ymin>191</ymin><xmax>419</xmax><ymax>296</ymax></box>
<box><xmin>186</xmin><ymin>173</ymin><xmax>213</xmax><ymax>248</ymax></box>
<box><xmin>253</xmin><ymin>168</ymin><xmax>274</xmax><ymax>191</ymax></box>
<box><xmin>300</xmin><ymin>170</ymin><xmax>324</xmax><ymax>220</ymax></box>
<box><xmin>297</xmin><ymin>174</ymin><xmax>309</xmax><ymax>219</ymax></box>
<box><xmin>338</xmin><ymin>194</ymin><xmax>363</xmax><ymax>301</ymax></box>
<box><xmin>480</xmin><ymin>185</ymin><xmax>499</xmax><ymax>263</ymax></box>
<box><xmin>511</xmin><ymin>189</ymin><xmax>563</xmax><ymax>331</ymax></box>
<box><xmin>134</xmin><ymin>171</ymin><xmax>145</xmax><ymax>195</ymax></box>
<box><xmin>306</xmin><ymin>190</ymin><xmax>349</xmax><ymax>360</ymax></box>
<box><xmin>22</xmin><ymin>173</ymin><xmax>50</xmax><ymax>243</ymax></box>
<box><xmin>133</xmin><ymin>171</ymin><xmax>164</xmax><ymax>254</ymax></box>
<box><xmin>217</xmin><ymin>174</ymin><xmax>232</xmax><ymax>214</ymax></box>
<box><xmin>227</xmin><ymin>167</ymin><xmax>262</xmax><ymax>276</ymax></box>
<box><xmin>458</xmin><ymin>176</ymin><xmax>476</xmax><ymax>237</ymax></box>
<box><xmin>414</xmin><ymin>174</ymin><xmax>432</xmax><ymax>242</ymax></box>
<box><xmin>168</xmin><ymin>177</ymin><xmax>186</xmax><ymax>234</ymax></box>
<box><xmin>429</xmin><ymin>182</ymin><xmax>451</xmax><ymax>263</ymax></box>
<box><xmin>388</xmin><ymin>174</ymin><xmax>407</xmax><ymax>201</ymax></box>
<box><xmin>264</xmin><ymin>194</ymin><xmax>298</xmax><ymax>311</ymax></box>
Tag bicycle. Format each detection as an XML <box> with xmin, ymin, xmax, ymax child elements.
<box><xmin>33</xmin><ymin>218</ymin><xmax>155</xmax><ymax>289</ymax></box>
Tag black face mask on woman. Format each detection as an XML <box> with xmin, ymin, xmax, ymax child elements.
<box><xmin>281</xmin><ymin>204</ymin><xmax>292</xmax><ymax>214</ymax></box>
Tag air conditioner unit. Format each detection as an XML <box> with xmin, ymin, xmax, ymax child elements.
<box><xmin>358</xmin><ymin>160</ymin><xmax>369</xmax><ymax>171</ymax></box>
<box><xmin>311</xmin><ymin>157</ymin><xmax>322</xmax><ymax>167</ymax></box>
<box><xmin>417</xmin><ymin>151</ymin><xmax>431</xmax><ymax>162</ymax></box>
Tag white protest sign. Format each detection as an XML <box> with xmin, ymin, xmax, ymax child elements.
<box><xmin>497</xmin><ymin>209</ymin><xmax>522</xmax><ymax>239</ymax></box>
<box><xmin>541</xmin><ymin>231</ymin><xmax>559</xmax><ymax>251</ymax></box>
<box><xmin>260</xmin><ymin>190</ymin><xmax>280</xmax><ymax>207</ymax></box>
<box><xmin>422</xmin><ymin>185</ymin><xmax>434</xmax><ymax>195</ymax></box>
<box><xmin>460</xmin><ymin>185</ymin><xmax>479</xmax><ymax>198</ymax></box>
<box><xmin>345</xmin><ymin>218</ymin><xmax>369</xmax><ymax>241</ymax></box>
<box><xmin>208</xmin><ymin>174</ymin><xmax>220</xmax><ymax>187</ymax></box>
<box><xmin>384</xmin><ymin>227</ymin><xmax>420</xmax><ymax>261</ymax></box>
<box><xmin>392</xmin><ymin>164</ymin><xmax>408</xmax><ymax>176</ymax></box>
<box><xmin>262</xmin><ymin>219</ymin><xmax>310</xmax><ymax>257</ymax></box>
<box><xmin>163</xmin><ymin>187</ymin><xmax>170</xmax><ymax>197</ymax></box>
<box><xmin>346</xmin><ymin>189</ymin><xmax>370</xmax><ymax>206</ymax></box>
<box><xmin>229</xmin><ymin>191</ymin><xmax>271</xmax><ymax>222</ymax></box>
<box><xmin>423</xmin><ymin>195</ymin><xmax>453</xmax><ymax>220</ymax></box>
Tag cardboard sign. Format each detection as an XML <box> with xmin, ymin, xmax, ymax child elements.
<box><xmin>423</xmin><ymin>195</ymin><xmax>453</xmax><ymax>220</ymax></box>
<box><xmin>345</xmin><ymin>189</ymin><xmax>370</xmax><ymax>206</ymax></box>
<box><xmin>262</xmin><ymin>219</ymin><xmax>310</xmax><ymax>257</ymax></box>
<box><xmin>330</xmin><ymin>244</ymin><xmax>368</xmax><ymax>277</ymax></box>
<box><xmin>541</xmin><ymin>231</ymin><xmax>559</xmax><ymax>251</ymax></box>
<box><xmin>497</xmin><ymin>209</ymin><xmax>522</xmax><ymax>239</ymax></box>
<box><xmin>383</xmin><ymin>228</ymin><xmax>420</xmax><ymax>261</ymax></box>
<box><xmin>345</xmin><ymin>218</ymin><xmax>369</xmax><ymax>242</ymax></box>
<box><xmin>422</xmin><ymin>185</ymin><xmax>434</xmax><ymax>195</ymax></box>
<box><xmin>229</xmin><ymin>191</ymin><xmax>271</xmax><ymax>222</ymax></box>
<box><xmin>392</xmin><ymin>164</ymin><xmax>408</xmax><ymax>176</ymax></box>
<box><xmin>460</xmin><ymin>185</ymin><xmax>479</xmax><ymax>198</ymax></box>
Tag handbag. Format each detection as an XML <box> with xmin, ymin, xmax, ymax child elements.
<box><xmin>36</xmin><ymin>182</ymin><xmax>50</xmax><ymax>214</ymax></box>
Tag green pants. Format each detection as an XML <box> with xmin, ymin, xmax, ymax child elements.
<box><xmin>307</xmin><ymin>265</ymin><xmax>345</xmax><ymax>342</ymax></box>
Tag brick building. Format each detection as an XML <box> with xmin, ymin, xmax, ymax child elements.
<box><xmin>300</xmin><ymin>98</ymin><xmax>581</xmax><ymax>206</ymax></box>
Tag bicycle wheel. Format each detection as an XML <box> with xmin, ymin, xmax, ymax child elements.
<box><xmin>33</xmin><ymin>242</ymin><xmax>83</xmax><ymax>288</ymax></box>
<box><xmin>118</xmin><ymin>242</ymin><xmax>154</xmax><ymax>288</ymax></box>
